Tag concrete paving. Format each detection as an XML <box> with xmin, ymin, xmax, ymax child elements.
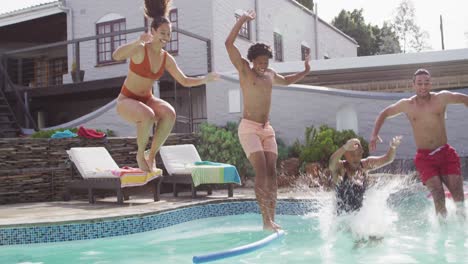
<box><xmin>0</xmin><ymin>187</ymin><xmax>325</xmax><ymax>227</ymax></box>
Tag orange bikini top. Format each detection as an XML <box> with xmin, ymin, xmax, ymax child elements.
<box><xmin>129</xmin><ymin>46</ymin><xmax>167</xmax><ymax>80</ymax></box>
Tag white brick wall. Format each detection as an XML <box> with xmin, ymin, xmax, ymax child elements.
<box><xmin>166</xmin><ymin>0</ymin><xmax>212</xmax><ymax>75</ymax></box>
<box><xmin>211</xmin><ymin>0</ymin><xmax>257</xmax><ymax>72</ymax></box>
<box><xmin>63</xmin><ymin>0</ymin><xmax>145</xmax><ymax>83</ymax></box>
<box><xmin>211</xmin><ymin>0</ymin><xmax>357</xmax><ymax>72</ymax></box>
<box><xmin>63</xmin><ymin>0</ymin><xmax>357</xmax><ymax>82</ymax></box>
<box><xmin>317</xmin><ymin>21</ymin><xmax>357</xmax><ymax>59</ymax></box>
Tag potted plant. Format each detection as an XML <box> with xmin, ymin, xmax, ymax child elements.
<box><xmin>71</xmin><ymin>61</ymin><xmax>85</xmax><ymax>83</ymax></box>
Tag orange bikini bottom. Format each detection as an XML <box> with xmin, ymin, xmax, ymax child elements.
<box><xmin>120</xmin><ymin>85</ymin><xmax>153</xmax><ymax>103</ymax></box>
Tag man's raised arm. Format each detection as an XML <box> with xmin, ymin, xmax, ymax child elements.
<box><xmin>224</xmin><ymin>10</ymin><xmax>255</xmax><ymax>71</ymax></box>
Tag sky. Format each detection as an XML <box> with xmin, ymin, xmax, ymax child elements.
<box><xmin>1</xmin><ymin>0</ymin><xmax>467</xmax><ymax>51</ymax></box>
<box><xmin>315</xmin><ymin>0</ymin><xmax>468</xmax><ymax>51</ymax></box>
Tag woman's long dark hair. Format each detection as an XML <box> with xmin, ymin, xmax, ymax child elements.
<box><xmin>144</xmin><ymin>0</ymin><xmax>172</xmax><ymax>29</ymax></box>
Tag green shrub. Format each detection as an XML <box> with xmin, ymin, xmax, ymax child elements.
<box><xmin>30</xmin><ymin>128</ymin><xmax>79</xmax><ymax>138</ymax></box>
<box><xmin>297</xmin><ymin>125</ymin><xmax>369</xmax><ymax>167</ymax></box>
<box><xmin>289</xmin><ymin>139</ymin><xmax>302</xmax><ymax>158</ymax></box>
<box><xmin>276</xmin><ymin>137</ymin><xmax>290</xmax><ymax>162</ymax></box>
<box><xmin>197</xmin><ymin>122</ymin><xmax>254</xmax><ymax>177</ymax></box>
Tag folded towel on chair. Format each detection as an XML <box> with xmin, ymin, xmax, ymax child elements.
<box><xmin>191</xmin><ymin>161</ymin><xmax>241</xmax><ymax>187</ymax></box>
<box><xmin>110</xmin><ymin>167</ymin><xmax>162</xmax><ymax>188</ymax></box>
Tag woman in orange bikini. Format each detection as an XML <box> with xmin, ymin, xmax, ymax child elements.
<box><xmin>113</xmin><ymin>0</ymin><xmax>218</xmax><ymax>172</ymax></box>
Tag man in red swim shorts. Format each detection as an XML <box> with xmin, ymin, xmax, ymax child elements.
<box><xmin>370</xmin><ymin>69</ymin><xmax>468</xmax><ymax>219</ymax></box>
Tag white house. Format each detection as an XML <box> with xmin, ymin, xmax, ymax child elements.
<box><xmin>0</xmin><ymin>0</ymin><xmax>358</xmax><ymax>132</ymax></box>
<box><xmin>57</xmin><ymin>0</ymin><xmax>358</xmax><ymax>84</ymax></box>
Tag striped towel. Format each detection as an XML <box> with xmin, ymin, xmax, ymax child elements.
<box><xmin>191</xmin><ymin>161</ymin><xmax>241</xmax><ymax>187</ymax></box>
<box><xmin>110</xmin><ymin>167</ymin><xmax>162</xmax><ymax>188</ymax></box>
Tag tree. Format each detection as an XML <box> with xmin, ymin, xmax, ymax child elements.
<box><xmin>393</xmin><ymin>0</ymin><xmax>430</xmax><ymax>52</ymax></box>
<box><xmin>378</xmin><ymin>22</ymin><xmax>402</xmax><ymax>54</ymax></box>
<box><xmin>410</xmin><ymin>24</ymin><xmax>431</xmax><ymax>52</ymax></box>
<box><xmin>332</xmin><ymin>9</ymin><xmax>403</xmax><ymax>56</ymax></box>
<box><xmin>296</xmin><ymin>0</ymin><xmax>314</xmax><ymax>11</ymax></box>
<box><xmin>332</xmin><ymin>9</ymin><xmax>379</xmax><ymax>56</ymax></box>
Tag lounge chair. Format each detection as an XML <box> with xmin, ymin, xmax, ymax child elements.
<box><xmin>159</xmin><ymin>144</ymin><xmax>241</xmax><ymax>198</ymax></box>
<box><xmin>65</xmin><ymin>147</ymin><xmax>162</xmax><ymax>204</ymax></box>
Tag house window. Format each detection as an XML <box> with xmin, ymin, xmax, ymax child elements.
<box><xmin>235</xmin><ymin>14</ymin><xmax>251</xmax><ymax>40</ymax></box>
<box><xmin>301</xmin><ymin>45</ymin><xmax>310</xmax><ymax>61</ymax></box>
<box><xmin>48</xmin><ymin>57</ymin><xmax>67</xmax><ymax>85</ymax></box>
<box><xmin>274</xmin><ymin>32</ymin><xmax>283</xmax><ymax>62</ymax></box>
<box><xmin>96</xmin><ymin>18</ymin><xmax>126</xmax><ymax>64</ymax></box>
<box><xmin>33</xmin><ymin>58</ymin><xmax>48</xmax><ymax>87</ymax></box>
<box><xmin>167</xmin><ymin>9</ymin><xmax>179</xmax><ymax>54</ymax></box>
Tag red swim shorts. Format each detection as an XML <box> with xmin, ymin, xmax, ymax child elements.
<box><xmin>414</xmin><ymin>144</ymin><xmax>461</xmax><ymax>184</ymax></box>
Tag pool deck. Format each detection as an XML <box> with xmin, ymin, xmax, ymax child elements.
<box><xmin>0</xmin><ymin>187</ymin><xmax>324</xmax><ymax>227</ymax></box>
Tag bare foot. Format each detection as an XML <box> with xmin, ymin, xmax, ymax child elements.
<box><xmin>263</xmin><ymin>220</ymin><xmax>282</xmax><ymax>232</ymax></box>
<box><xmin>144</xmin><ymin>150</ymin><xmax>157</xmax><ymax>171</ymax></box>
<box><xmin>136</xmin><ymin>152</ymin><xmax>150</xmax><ymax>172</ymax></box>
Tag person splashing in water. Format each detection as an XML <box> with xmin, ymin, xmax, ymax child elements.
<box><xmin>370</xmin><ymin>69</ymin><xmax>468</xmax><ymax>220</ymax></box>
<box><xmin>113</xmin><ymin>0</ymin><xmax>218</xmax><ymax>172</ymax></box>
<box><xmin>329</xmin><ymin>136</ymin><xmax>401</xmax><ymax>247</ymax></box>
<box><xmin>329</xmin><ymin>136</ymin><xmax>402</xmax><ymax>216</ymax></box>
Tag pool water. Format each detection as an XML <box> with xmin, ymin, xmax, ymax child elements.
<box><xmin>1</xmin><ymin>179</ymin><xmax>467</xmax><ymax>264</ymax></box>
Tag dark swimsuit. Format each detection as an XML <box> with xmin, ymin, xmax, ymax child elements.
<box><xmin>335</xmin><ymin>162</ymin><xmax>368</xmax><ymax>215</ymax></box>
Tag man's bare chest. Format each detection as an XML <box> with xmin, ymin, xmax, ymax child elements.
<box><xmin>407</xmin><ymin>102</ymin><xmax>445</xmax><ymax>122</ymax></box>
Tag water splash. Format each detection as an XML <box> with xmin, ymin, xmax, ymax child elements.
<box><xmin>305</xmin><ymin>174</ymin><xmax>428</xmax><ymax>241</ymax></box>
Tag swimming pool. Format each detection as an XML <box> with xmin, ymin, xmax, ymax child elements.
<box><xmin>1</xmin><ymin>180</ymin><xmax>467</xmax><ymax>263</ymax></box>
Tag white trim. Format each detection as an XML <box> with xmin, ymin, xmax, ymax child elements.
<box><xmin>96</xmin><ymin>13</ymin><xmax>125</xmax><ymax>24</ymax></box>
<box><xmin>268</xmin><ymin>48</ymin><xmax>468</xmax><ymax>73</ymax></box>
<box><xmin>0</xmin><ymin>1</ymin><xmax>63</xmax><ymax>27</ymax></box>
<box><xmin>301</xmin><ymin>41</ymin><xmax>310</xmax><ymax>47</ymax></box>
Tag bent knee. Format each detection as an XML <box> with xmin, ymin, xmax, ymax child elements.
<box><xmin>158</xmin><ymin>105</ymin><xmax>176</xmax><ymax>121</ymax></box>
<box><xmin>117</xmin><ymin>105</ymin><xmax>155</xmax><ymax>124</ymax></box>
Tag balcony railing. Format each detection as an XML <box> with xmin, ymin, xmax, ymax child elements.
<box><xmin>0</xmin><ymin>26</ymin><xmax>212</xmax><ymax>131</ymax></box>
<box><xmin>2</xmin><ymin>26</ymin><xmax>212</xmax><ymax>89</ymax></box>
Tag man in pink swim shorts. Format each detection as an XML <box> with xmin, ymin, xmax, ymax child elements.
<box><xmin>370</xmin><ymin>69</ymin><xmax>468</xmax><ymax>219</ymax></box>
<box><xmin>225</xmin><ymin>10</ymin><xmax>310</xmax><ymax>231</ymax></box>
<box><xmin>238</xmin><ymin>119</ymin><xmax>277</xmax><ymax>158</ymax></box>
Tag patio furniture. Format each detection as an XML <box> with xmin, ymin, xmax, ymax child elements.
<box><xmin>159</xmin><ymin>144</ymin><xmax>241</xmax><ymax>198</ymax></box>
<box><xmin>65</xmin><ymin>147</ymin><xmax>162</xmax><ymax>204</ymax></box>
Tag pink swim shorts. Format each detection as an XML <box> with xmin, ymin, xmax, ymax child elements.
<box><xmin>238</xmin><ymin>119</ymin><xmax>278</xmax><ymax>158</ymax></box>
